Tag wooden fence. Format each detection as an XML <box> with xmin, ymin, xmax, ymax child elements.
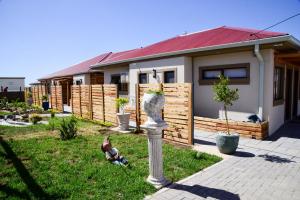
<box><xmin>194</xmin><ymin>116</ymin><xmax>269</xmax><ymax>139</ymax></box>
<box><xmin>71</xmin><ymin>84</ymin><xmax>118</xmax><ymax>124</ymax></box>
<box><xmin>136</xmin><ymin>83</ymin><xmax>193</xmax><ymax>145</ymax></box>
<box><xmin>50</xmin><ymin>85</ymin><xmax>63</xmax><ymax>112</ymax></box>
<box><xmin>31</xmin><ymin>85</ymin><xmax>46</xmax><ymax>106</ymax></box>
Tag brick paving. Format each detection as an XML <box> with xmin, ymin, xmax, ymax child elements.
<box><xmin>147</xmin><ymin>122</ymin><xmax>300</xmax><ymax>200</ymax></box>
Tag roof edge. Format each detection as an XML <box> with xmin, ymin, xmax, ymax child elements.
<box><xmin>91</xmin><ymin>35</ymin><xmax>293</xmax><ymax>68</ymax></box>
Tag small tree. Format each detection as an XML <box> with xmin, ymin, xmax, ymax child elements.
<box><xmin>213</xmin><ymin>75</ymin><xmax>239</xmax><ymax>135</ymax></box>
<box><xmin>116</xmin><ymin>98</ymin><xmax>129</xmax><ymax>114</ymax></box>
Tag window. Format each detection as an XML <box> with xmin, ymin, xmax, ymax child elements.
<box><xmin>111</xmin><ymin>74</ymin><xmax>128</xmax><ymax>92</ymax></box>
<box><xmin>139</xmin><ymin>73</ymin><xmax>148</xmax><ymax>84</ymax></box>
<box><xmin>75</xmin><ymin>79</ymin><xmax>82</xmax><ymax>85</ymax></box>
<box><xmin>199</xmin><ymin>63</ymin><xmax>250</xmax><ymax>85</ymax></box>
<box><xmin>273</xmin><ymin>66</ymin><xmax>284</xmax><ymax>105</ymax></box>
<box><xmin>164</xmin><ymin>71</ymin><xmax>175</xmax><ymax>83</ymax></box>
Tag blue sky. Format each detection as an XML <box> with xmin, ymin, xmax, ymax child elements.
<box><xmin>0</xmin><ymin>0</ymin><xmax>300</xmax><ymax>85</ymax></box>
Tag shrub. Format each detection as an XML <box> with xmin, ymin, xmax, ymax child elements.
<box><xmin>0</xmin><ymin>97</ymin><xmax>9</xmax><ymax>110</ymax></box>
<box><xmin>47</xmin><ymin>118</ymin><xmax>56</xmax><ymax>131</ymax></box>
<box><xmin>58</xmin><ymin>116</ymin><xmax>78</xmax><ymax>140</ymax></box>
<box><xmin>30</xmin><ymin>114</ymin><xmax>43</xmax><ymax>124</ymax></box>
<box><xmin>115</xmin><ymin>98</ymin><xmax>129</xmax><ymax>114</ymax></box>
<box><xmin>212</xmin><ymin>75</ymin><xmax>239</xmax><ymax>135</ymax></box>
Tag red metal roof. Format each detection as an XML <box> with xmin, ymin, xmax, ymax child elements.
<box><xmin>40</xmin><ymin>26</ymin><xmax>287</xmax><ymax>80</ymax></box>
<box><xmin>40</xmin><ymin>52</ymin><xmax>111</xmax><ymax>80</ymax></box>
<box><xmin>98</xmin><ymin>26</ymin><xmax>287</xmax><ymax>66</ymax></box>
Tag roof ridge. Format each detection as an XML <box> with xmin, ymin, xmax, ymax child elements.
<box><xmin>222</xmin><ymin>26</ymin><xmax>288</xmax><ymax>36</ymax></box>
<box><xmin>178</xmin><ymin>26</ymin><xmax>225</xmax><ymax>36</ymax></box>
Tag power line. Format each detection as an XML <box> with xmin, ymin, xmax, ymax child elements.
<box><xmin>250</xmin><ymin>12</ymin><xmax>300</xmax><ymax>37</ymax></box>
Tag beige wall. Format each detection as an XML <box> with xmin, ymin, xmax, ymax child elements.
<box><xmin>193</xmin><ymin>51</ymin><xmax>261</xmax><ymax>120</ymax></box>
<box><xmin>129</xmin><ymin>57</ymin><xmax>188</xmax><ymax>106</ymax></box>
<box><xmin>262</xmin><ymin>49</ymin><xmax>285</xmax><ymax>135</ymax></box>
<box><xmin>103</xmin><ymin>66</ymin><xmax>129</xmax><ymax>84</ymax></box>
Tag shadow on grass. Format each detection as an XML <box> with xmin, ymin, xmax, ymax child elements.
<box><xmin>167</xmin><ymin>183</ymin><xmax>240</xmax><ymax>200</ymax></box>
<box><xmin>0</xmin><ymin>136</ymin><xmax>62</xmax><ymax>199</ymax></box>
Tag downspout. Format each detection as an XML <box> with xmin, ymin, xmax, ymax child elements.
<box><xmin>254</xmin><ymin>44</ymin><xmax>264</xmax><ymax>121</ymax></box>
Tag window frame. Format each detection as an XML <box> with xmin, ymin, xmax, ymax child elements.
<box><xmin>198</xmin><ymin>63</ymin><xmax>250</xmax><ymax>85</ymax></box>
<box><xmin>163</xmin><ymin>70</ymin><xmax>176</xmax><ymax>83</ymax></box>
<box><xmin>138</xmin><ymin>73</ymin><xmax>149</xmax><ymax>84</ymax></box>
<box><xmin>110</xmin><ymin>74</ymin><xmax>128</xmax><ymax>92</ymax></box>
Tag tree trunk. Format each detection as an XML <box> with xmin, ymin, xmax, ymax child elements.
<box><xmin>224</xmin><ymin>105</ymin><xmax>230</xmax><ymax>135</ymax></box>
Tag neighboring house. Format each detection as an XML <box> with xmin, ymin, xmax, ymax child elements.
<box><xmin>0</xmin><ymin>77</ymin><xmax>25</xmax><ymax>92</ymax></box>
<box><xmin>39</xmin><ymin>26</ymin><xmax>300</xmax><ymax>136</ymax></box>
<box><xmin>38</xmin><ymin>52</ymin><xmax>111</xmax><ymax>106</ymax></box>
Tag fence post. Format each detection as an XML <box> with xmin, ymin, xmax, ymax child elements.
<box><xmin>102</xmin><ymin>85</ymin><xmax>105</xmax><ymax>122</ymax></box>
<box><xmin>159</xmin><ymin>83</ymin><xmax>165</xmax><ymax>137</ymax></box>
<box><xmin>188</xmin><ymin>83</ymin><xmax>194</xmax><ymax>145</ymax></box>
<box><xmin>79</xmin><ymin>85</ymin><xmax>82</xmax><ymax>117</ymax></box>
<box><xmin>55</xmin><ymin>85</ymin><xmax>58</xmax><ymax>110</ymax></box>
<box><xmin>89</xmin><ymin>85</ymin><xmax>93</xmax><ymax>120</ymax></box>
<box><xmin>71</xmin><ymin>85</ymin><xmax>74</xmax><ymax>114</ymax></box>
<box><xmin>135</xmin><ymin>84</ymin><xmax>140</xmax><ymax>131</ymax></box>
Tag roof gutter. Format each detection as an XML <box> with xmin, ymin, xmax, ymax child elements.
<box><xmin>91</xmin><ymin>35</ymin><xmax>296</xmax><ymax>68</ymax></box>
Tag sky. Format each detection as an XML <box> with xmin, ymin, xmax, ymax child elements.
<box><xmin>0</xmin><ymin>0</ymin><xmax>300</xmax><ymax>86</ymax></box>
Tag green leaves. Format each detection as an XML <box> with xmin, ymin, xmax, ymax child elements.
<box><xmin>58</xmin><ymin>116</ymin><xmax>78</xmax><ymax>140</ymax></box>
<box><xmin>212</xmin><ymin>75</ymin><xmax>239</xmax><ymax>107</ymax></box>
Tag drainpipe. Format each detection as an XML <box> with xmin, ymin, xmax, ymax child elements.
<box><xmin>254</xmin><ymin>44</ymin><xmax>264</xmax><ymax>121</ymax></box>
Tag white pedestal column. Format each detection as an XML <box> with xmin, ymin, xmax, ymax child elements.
<box><xmin>141</xmin><ymin>124</ymin><xmax>170</xmax><ymax>189</ymax></box>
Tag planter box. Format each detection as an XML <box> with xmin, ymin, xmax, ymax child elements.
<box><xmin>194</xmin><ymin>116</ymin><xmax>268</xmax><ymax>140</ymax></box>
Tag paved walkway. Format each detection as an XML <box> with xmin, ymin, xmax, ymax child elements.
<box><xmin>147</xmin><ymin>122</ymin><xmax>300</xmax><ymax>200</ymax></box>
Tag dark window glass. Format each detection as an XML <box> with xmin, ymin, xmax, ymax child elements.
<box><xmin>111</xmin><ymin>74</ymin><xmax>128</xmax><ymax>92</ymax></box>
<box><xmin>75</xmin><ymin>79</ymin><xmax>82</xmax><ymax>85</ymax></box>
<box><xmin>164</xmin><ymin>71</ymin><xmax>175</xmax><ymax>83</ymax></box>
<box><xmin>224</xmin><ymin>68</ymin><xmax>247</xmax><ymax>79</ymax></box>
<box><xmin>274</xmin><ymin>67</ymin><xmax>284</xmax><ymax>101</ymax></box>
<box><xmin>139</xmin><ymin>73</ymin><xmax>148</xmax><ymax>84</ymax></box>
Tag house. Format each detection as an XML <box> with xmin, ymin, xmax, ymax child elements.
<box><xmin>39</xmin><ymin>26</ymin><xmax>300</xmax><ymax>136</ymax></box>
<box><xmin>0</xmin><ymin>77</ymin><xmax>25</xmax><ymax>101</ymax></box>
<box><xmin>38</xmin><ymin>52</ymin><xmax>111</xmax><ymax>106</ymax></box>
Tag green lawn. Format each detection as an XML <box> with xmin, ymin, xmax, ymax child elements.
<box><xmin>0</xmin><ymin>120</ymin><xmax>221</xmax><ymax>199</ymax></box>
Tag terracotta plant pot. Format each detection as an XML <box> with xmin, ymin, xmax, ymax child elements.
<box><xmin>216</xmin><ymin>132</ymin><xmax>240</xmax><ymax>154</ymax></box>
<box><xmin>116</xmin><ymin>113</ymin><xmax>130</xmax><ymax>131</ymax></box>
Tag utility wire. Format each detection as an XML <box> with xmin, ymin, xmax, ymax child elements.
<box><xmin>250</xmin><ymin>12</ymin><xmax>300</xmax><ymax>36</ymax></box>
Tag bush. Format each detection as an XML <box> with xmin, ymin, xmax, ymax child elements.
<box><xmin>30</xmin><ymin>114</ymin><xmax>43</xmax><ymax>124</ymax></box>
<box><xmin>47</xmin><ymin>118</ymin><xmax>56</xmax><ymax>131</ymax></box>
<box><xmin>59</xmin><ymin>116</ymin><xmax>78</xmax><ymax>140</ymax></box>
<box><xmin>42</xmin><ymin>95</ymin><xmax>48</xmax><ymax>102</ymax></box>
<box><xmin>0</xmin><ymin>97</ymin><xmax>9</xmax><ymax>110</ymax></box>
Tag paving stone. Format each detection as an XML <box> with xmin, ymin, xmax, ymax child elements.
<box><xmin>147</xmin><ymin>123</ymin><xmax>300</xmax><ymax>200</ymax></box>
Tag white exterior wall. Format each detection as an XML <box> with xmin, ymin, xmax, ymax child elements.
<box><xmin>129</xmin><ymin>57</ymin><xmax>189</xmax><ymax>106</ymax></box>
<box><xmin>262</xmin><ymin>49</ymin><xmax>285</xmax><ymax>135</ymax></box>
<box><xmin>103</xmin><ymin>66</ymin><xmax>129</xmax><ymax>84</ymax></box>
<box><xmin>73</xmin><ymin>74</ymin><xmax>90</xmax><ymax>85</ymax></box>
<box><xmin>193</xmin><ymin>51</ymin><xmax>261</xmax><ymax>120</ymax></box>
<box><xmin>0</xmin><ymin>78</ymin><xmax>25</xmax><ymax>91</ymax></box>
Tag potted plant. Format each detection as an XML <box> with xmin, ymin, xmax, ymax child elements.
<box><xmin>213</xmin><ymin>75</ymin><xmax>239</xmax><ymax>154</ymax></box>
<box><xmin>116</xmin><ymin>98</ymin><xmax>130</xmax><ymax>131</ymax></box>
<box><xmin>142</xmin><ymin>90</ymin><xmax>165</xmax><ymax>126</ymax></box>
<box><xmin>42</xmin><ymin>95</ymin><xmax>49</xmax><ymax>111</ymax></box>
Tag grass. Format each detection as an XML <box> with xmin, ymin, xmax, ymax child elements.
<box><xmin>0</xmin><ymin>111</ymin><xmax>13</xmax><ymax>115</ymax></box>
<box><xmin>0</xmin><ymin>119</ymin><xmax>222</xmax><ymax>199</ymax></box>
